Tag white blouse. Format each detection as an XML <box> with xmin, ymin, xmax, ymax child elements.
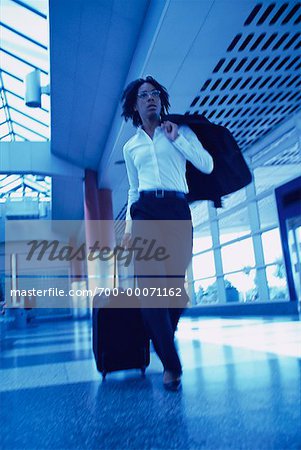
<box><xmin>123</xmin><ymin>125</ymin><xmax>213</xmax><ymax>232</ymax></box>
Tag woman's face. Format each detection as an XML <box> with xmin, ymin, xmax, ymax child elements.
<box><xmin>135</xmin><ymin>82</ymin><xmax>162</xmax><ymax>124</ymax></box>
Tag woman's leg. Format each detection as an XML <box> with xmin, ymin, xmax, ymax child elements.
<box><xmin>130</xmin><ymin>197</ymin><xmax>192</xmax><ymax>376</ymax></box>
<box><xmin>142</xmin><ymin>307</ymin><xmax>182</xmax><ymax>375</ymax></box>
<box><xmin>169</xmin><ymin>307</ymin><xmax>184</xmax><ymax>334</ymax></box>
<box><xmin>131</xmin><ymin>210</ymin><xmax>182</xmax><ymax>373</ymax></box>
<box><xmin>162</xmin><ymin>205</ymin><xmax>192</xmax><ymax>335</ymax></box>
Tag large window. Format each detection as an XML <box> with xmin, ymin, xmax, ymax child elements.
<box><xmin>262</xmin><ymin>228</ymin><xmax>283</xmax><ymax>265</ymax></box>
<box><xmin>219</xmin><ymin>207</ymin><xmax>251</xmax><ymax>244</ymax></box>
<box><xmin>191</xmin><ymin>178</ymin><xmax>292</xmax><ymax>306</ymax></box>
<box><xmin>262</xmin><ymin>228</ymin><xmax>289</xmax><ymax>301</ymax></box>
<box><xmin>0</xmin><ymin>174</ymin><xmax>51</xmax><ymax>219</ymax></box>
<box><xmin>193</xmin><ymin>250</ymin><xmax>215</xmax><ymax>279</ymax></box>
<box><xmin>194</xmin><ymin>276</ymin><xmax>217</xmax><ymax>305</ymax></box>
<box><xmin>258</xmin><ymin>195</ymin><xmax>279</xmax><ymax>229</ymax></box>
<box><xmin>193</xmin><ymin>227</ymin><xmax>212</xmax><ymax>252</ymax></box>
<box><xmin>0</xmin><ymin>0</ymin><xmax>49</xmax><ymax>142</ymax></box>
<box><xmin>225</xmin><ymin>269</ymin><xmax>257</xmax><ymax>302</ymax></box>
<box><xmin>221</xmin><ymin>237</ymin><xmax>255</xmax><ymax>273</ymax></box>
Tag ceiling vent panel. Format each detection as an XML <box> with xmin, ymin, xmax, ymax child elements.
<box><xmin>187</xmin><ymin>1</ymin><xmax>301</xmax><ymax>151</ymax></box>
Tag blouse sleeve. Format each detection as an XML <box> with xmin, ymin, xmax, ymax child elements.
<box><xmin>172</xmin><ymin>125</ymin><xmax>214</xmax><ymax>174</ymax></box>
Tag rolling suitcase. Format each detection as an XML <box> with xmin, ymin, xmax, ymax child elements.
<box><xmin>92</xmin><ymin>258</ymin><xmax>150</xmax><ymax>380</ymax></box>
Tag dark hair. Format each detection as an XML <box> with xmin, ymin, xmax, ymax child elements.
<box><xmin>121</xmin><ymin>76</ymin><xmax>170</xmax><ymax>127</ymax></box>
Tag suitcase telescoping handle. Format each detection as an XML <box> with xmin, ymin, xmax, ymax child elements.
<box><xmin>113</xmin><ymin>247</ymin><xmax>136</xmax><ymax>289</ymax></box>
<box><xmin>113</xmin><ymin>250</ymin><xmax>117</xmax><ymax>289</ymax></box>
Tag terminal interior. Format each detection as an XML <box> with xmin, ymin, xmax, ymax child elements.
<box><xmin>0</xmin><ymin>1</ymin><xmax>300</xmax><ymax>449</ymax></box>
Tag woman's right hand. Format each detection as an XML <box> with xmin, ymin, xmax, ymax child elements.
<box><xmin>121</xmin><ymin>232</ymin><xmax>132</xmax><ymax>249</ymax></box>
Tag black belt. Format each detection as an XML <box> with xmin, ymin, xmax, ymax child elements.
<box><xmin>140</xmin><ymin>190</ymin><xmax>186</xmax><ymax>199</ymax></box>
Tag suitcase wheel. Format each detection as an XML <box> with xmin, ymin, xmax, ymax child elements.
<box><xmin>141</xmin><ymin>367</ymin><xmax>146</xmax><ymax>377</ymax></box>
<box><xmin>102</xmin><ymin>371</ymin><xmax>107</xmax><ymax>381</ymax></box>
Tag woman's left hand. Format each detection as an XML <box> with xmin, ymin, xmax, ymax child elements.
<box><xmin>161</xmin><ymin>121</ymin><xmax>179</xmax><ymax>141</ymax></box>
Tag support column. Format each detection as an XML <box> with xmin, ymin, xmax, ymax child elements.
<box><xmin>69</xmin><ymin>239</ymin><xmax>89</xmax><ymax>318</ymax></box>
<box><xmin>208</xmin><ymin>204</ymin><xmax>227</xmax><ymax>304</ymax></box>
<box><xmin>186</xmin><ymin>260</ymin><xmax>196</xmax><ymax>305</ymax></box>
<box><xmin>246</xmin><ymin>182</ymin><xmax>270</xmax><ymax>301</ymax></box>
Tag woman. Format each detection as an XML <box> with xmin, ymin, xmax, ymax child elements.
<box><xmin>121</xmin><ymin>76</ymin><xmax>213</xmax><ymax>391</ymax></box>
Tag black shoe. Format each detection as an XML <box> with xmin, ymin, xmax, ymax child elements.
<box><xmin>163</xmin><ymin>379</ymin><xmax>182</xmax><ymax>392</ymax></box>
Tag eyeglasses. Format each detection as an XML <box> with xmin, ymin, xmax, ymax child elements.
<box><xmin>137</xmin><ymin>90</ymin><xmax>161</xmax><ymax>100</ymax></box>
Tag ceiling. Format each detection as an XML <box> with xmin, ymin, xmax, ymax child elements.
<box><xmin>49</xmin><ymin>0</ymin><xmax>151</xmax><ymax>168</ymax></box>
<box><xmin>1</xmin><ymin>0</ymin><xmax>300</xmax><ymax>222</ymax></box>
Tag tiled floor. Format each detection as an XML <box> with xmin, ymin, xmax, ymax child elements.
<box><xmin>1</xmin><ymin>315</ymin><xmax>300</xmax><ymax>449</ymax></box>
